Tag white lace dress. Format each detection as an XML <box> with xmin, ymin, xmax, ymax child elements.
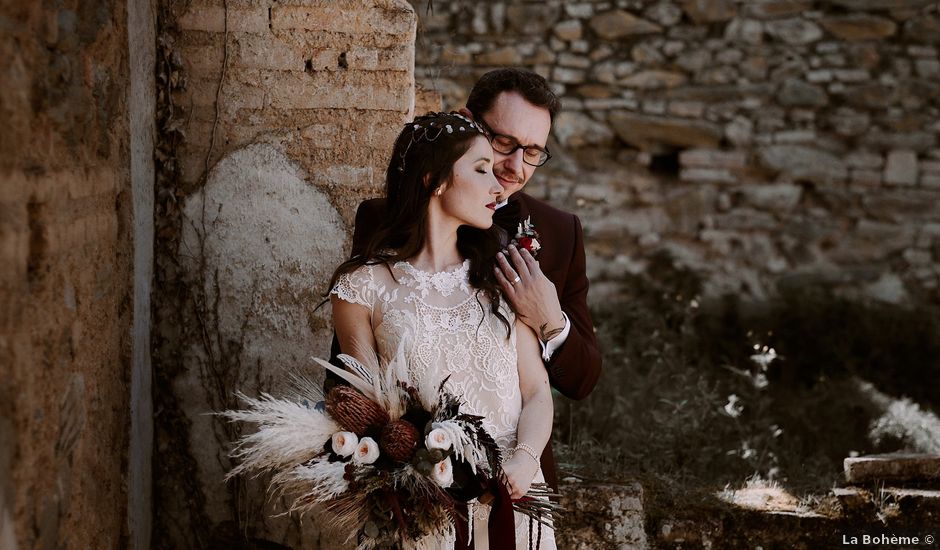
<box><xmin>331</xmin><ymin>259</ymin><xmax>556</xmax><ymax>550</ymax></box>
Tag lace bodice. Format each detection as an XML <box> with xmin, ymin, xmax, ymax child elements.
<box><xmin>331</xmin><ymin>258</ymin><xmax>555</xmax><ymax>549</ymax></box>
<box><xmin>331</xmin><ymin>260</ymin><xmax>522</xmax><ymax>448</ymax></box>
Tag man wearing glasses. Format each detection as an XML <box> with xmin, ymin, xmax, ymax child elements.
<box><xmin>342</xmin><ymin>68</ymin><xmax>602</xmax><ymax>491</ymax></box>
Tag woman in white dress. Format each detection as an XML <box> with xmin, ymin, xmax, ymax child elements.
<box><xmin>328</xmin><ymin>112</ymin><xmax>555</xmax><ymax>549</ymax></box>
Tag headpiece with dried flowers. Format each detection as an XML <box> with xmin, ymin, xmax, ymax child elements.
<box><xmin>396</xmin><ymin>111</ymin><xmax>488</xmax><ymax>174</ymax></box>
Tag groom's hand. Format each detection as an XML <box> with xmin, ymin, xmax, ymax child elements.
<box><xmin>494</xmin><ymin>245</ymin><xmax>565</xmax><ymax>343</ymax></box>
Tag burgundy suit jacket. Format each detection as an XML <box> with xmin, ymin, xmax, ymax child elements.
<box><xmin>333</xmin><ymin>193</ymin><xmax>602</xmax><ymax>490</ymax></box>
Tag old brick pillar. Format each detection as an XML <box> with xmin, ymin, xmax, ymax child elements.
<box><xmin>1</xmin><ymin>0</ymin><xmax>149</xmax><ymax>548</ymax></box>
<box><xmin>153</xmin><ymin>1</ymin><xmax>417</xmax><ymax>548</ymax></box>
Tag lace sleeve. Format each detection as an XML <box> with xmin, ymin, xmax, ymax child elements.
<box><xmin>330</xmin><ymin>265</ymin><xmax>377</xmax><ymax>312</ymax></box>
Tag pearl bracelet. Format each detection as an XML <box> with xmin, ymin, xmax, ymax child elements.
<box><xmin>513</xmin><ymin>443</ymin><xmax>540</xmax><ymax>464</ymax></box>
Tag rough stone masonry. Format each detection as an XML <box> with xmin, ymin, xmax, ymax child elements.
<box><xmin>412</xmin><ymin>0</ymin><xmax>940</xmax><ymax>306</ymax></box>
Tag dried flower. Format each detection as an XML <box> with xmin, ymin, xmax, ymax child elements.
<box><xmin>510</xmin><ymin>216</ymin><xmax>542</xmax><ymax>258</ymax></box>
<box><xmin>431</xmin><ymin>457</ymin><xmax>453</xmax><ymax>488</ymax></box>
<box><xmin>332</xmin><ymin>431</ymin><xmax>358</xmax><ymax>457</ymax></box>
<box><xmin>354</xmin><ymin>437</ymin><xmax>380</xmax><ymax>465</ymax></box>
<box><xmin>326</xmin><ymin>385</ymin><xmax>390</xmax><ymax>435</ymax></box>
<box><xmin>380</xmin><ymin>419</ymin><xmax>420</xmax><ymax>462</ymax></box>
<box><xmin>425</xmin><ymin>427</ymin><xmax>453</xmax><ymax>451</ymax></box>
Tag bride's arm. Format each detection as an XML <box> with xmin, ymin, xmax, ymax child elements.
<box><xmin>503</xmin><ymin>319</ymin><xmax>553</xmax><ymax>499</ymax></box>
<box><xmin>331</xmin><ymin>295</ymin><xmax>379</xmax><ymax>367</ymax></box>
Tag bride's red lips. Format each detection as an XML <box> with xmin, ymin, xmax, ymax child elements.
<box><xmin>486</xmin><ymin>202</ymin><xmax>496</xmax><ymax>210</ymax></box>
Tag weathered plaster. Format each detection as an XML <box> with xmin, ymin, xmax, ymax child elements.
<box><xmin>178</xmin><ymin>141</ymin><xmax>347</xmax><ymax>544</ymax></box>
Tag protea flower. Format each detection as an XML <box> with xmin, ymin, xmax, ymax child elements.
<box><xmin>325</xmin><ymin>385</ymin><xmax>389</xmax><ymax>436</ymax></box>
<box><xmin>380</xmin><ymin>419</ymin><xmax>419</xmax><ymax>462</ymax></box>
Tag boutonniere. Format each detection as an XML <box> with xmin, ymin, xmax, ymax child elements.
<box><xmin>510</xmin><ymin>216</ymin><xmax>542</xmax><ymax>258</ymax></box>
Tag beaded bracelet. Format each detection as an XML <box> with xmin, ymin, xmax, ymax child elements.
<box><xmin>513</xmin><ymin>442</ymin><xmax>540</xmax><ymax>464</ymax></box>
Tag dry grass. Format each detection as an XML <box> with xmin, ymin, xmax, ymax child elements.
<box><xmin>556</xmin><ymin>252</ymin><xmax>940</xmax><ymax>507</ymax></box>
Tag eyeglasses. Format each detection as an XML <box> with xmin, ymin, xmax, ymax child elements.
<box><xmin>477</xmin><ymin>118</ymin><xmax>552</xmax><ymax>167</ymax></box>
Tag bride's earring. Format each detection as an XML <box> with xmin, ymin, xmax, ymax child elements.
<box><xmin>435</xmin><ymin>187</ymin><xmax>444</xmax><ymax>196</ymax></box>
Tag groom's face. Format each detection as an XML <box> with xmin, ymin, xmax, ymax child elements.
<box><xmin>478</xmin><ymin>92</ymin><xmax>552</xmax><ymax>203</ymax></box>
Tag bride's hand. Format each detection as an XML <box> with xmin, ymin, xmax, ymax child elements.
<box><xmin>501</xmin><ymin>453</ymin><xmax>540</xmax><ymax>499</ymax></box>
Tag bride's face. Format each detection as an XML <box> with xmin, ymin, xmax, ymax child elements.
<box><xmin>437</xmin><ymin>137</ymin><xmax>501</xmax><ymax>229</ymax></box>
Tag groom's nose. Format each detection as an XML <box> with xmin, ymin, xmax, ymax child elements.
<box><xmin>502</xmin><ymin>148</ymin><xmax>525</xmax><ymax>180</ymax></box>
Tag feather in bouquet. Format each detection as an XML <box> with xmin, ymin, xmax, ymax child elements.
<box><xmin>220</xmin><ymin>348</ymin><xmax>522</xmax><ymax>549</ymax></box>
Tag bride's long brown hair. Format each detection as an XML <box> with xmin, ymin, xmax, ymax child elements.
<box><xmin>328</xmin><ymin>112</ymin><xmax>512</xmax><ymax>334</ymax></box>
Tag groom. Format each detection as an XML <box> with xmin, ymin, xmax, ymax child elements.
<box><xmin>337</xmin><ymin>68</ymin><xmax>602</xmax><ymax>490</ymax></box>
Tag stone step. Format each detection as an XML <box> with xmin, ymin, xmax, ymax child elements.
<box><xmin>557</xmin><ymin>480</ymin><xmax>648</xmax><ymax>549</ymax></box>
<box><xmin>882</xmin><ymin>488</ymin><xmax>940</xmax><ymax>514</ymax></box>
<box><xmin>844</xmin><ymin>453</ymin><xmax>940</xmax><ymax>484</ymax></box>
<box><xmin>718</xmin><ymin>485</ymin><xmax>825</xmax><ymax>517</ymax></box>
<box><xmin>832</xmin><ymin>486</ymin><xmax>872</xmax><ymax>514</ymax></box>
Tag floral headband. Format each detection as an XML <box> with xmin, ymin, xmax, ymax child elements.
<box><xmin>396</xmin><ymin>112</ymin><xmax>488</xmax><ymax>173</ymax></box>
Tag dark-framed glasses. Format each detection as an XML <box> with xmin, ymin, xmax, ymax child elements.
<box><xmin>478</xmin><ymin>119</ymin><xmax>552</xmax><ymax>167</ymax></box>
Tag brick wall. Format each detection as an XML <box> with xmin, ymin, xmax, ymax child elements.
<box><xmin>412</xmin><ymin>0</ymin><xmax>940</xmax><ymax>305</ymax></box>
<box><xmin>173</xmin><ymin>0</ymin><xmax>416</xmax><ymax>216</ymax></box>
<box><xmin>153</xmin><ymin>1</ymin><xmax>417</xmax><ymax>548</ymax></box>
<box><xmin>0</xmin><ymin>1</ymin><xmax>134</xmax><ymax>548</ymax></box>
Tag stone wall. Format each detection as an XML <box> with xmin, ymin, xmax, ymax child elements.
<box><xmin>152</xmin><ymin>1</ymin><xmax>417</xmax><ymax>548</ymax></box>
<box><xmin>0</xmin><ymin>0</ymin><xmax>137</xmax><ymax>548</ymax></box>
<box><xmin>412</xmin><ymin>0</ymin><xmax>940</xmax><ymax>305</ymax></box>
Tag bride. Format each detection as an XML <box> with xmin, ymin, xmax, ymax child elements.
<box><xmin>328</xmin><ymin>111</ymin><xmax>555</xmax><ymax>549</ymax></box>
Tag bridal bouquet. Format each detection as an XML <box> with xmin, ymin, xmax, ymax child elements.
<box><xmin>222</xmin><ymin>351</ymin><xmax>550</xmax><ymax>548</ymax></box>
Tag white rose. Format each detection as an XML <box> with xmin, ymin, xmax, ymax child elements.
<box><xmin>425</xmin><ymin>427</ymin><xmax>453</xmax><ymax>451</ymax></box>
<box><xmin>431</xmin><ymin>457</ymin><xmax>454</xmax><ymax>488</ymax></box>
<box><xmin>331</xmin><ymin>431</ymin><xmax>358</xmax><ymax>458</ymax></box>
<box><xmin>353</xmin><ymin>436</ymin><xmax>380</xmax><ymax>465</ymax></box>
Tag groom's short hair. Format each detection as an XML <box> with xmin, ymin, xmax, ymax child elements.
<box><xmin>466</xmin><ymin>68</ymin><xmax>561</xmax><ymax>123</ymax></box>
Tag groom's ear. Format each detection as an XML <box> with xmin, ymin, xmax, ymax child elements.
<box><xmin>457</xmin><ymin>107</ymin><xmax>474</xmax><ymax>121</ymax></box>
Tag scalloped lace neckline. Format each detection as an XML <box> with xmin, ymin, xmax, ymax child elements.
<box><xmin>394</xmin><ymin>258</ymin><xmax>468</xmax><ymax>276</ymax></box>
<box><xmin>392</xmin><ymin>258</ymin><xmax>471</xmax><ymax>297</ymax></box>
